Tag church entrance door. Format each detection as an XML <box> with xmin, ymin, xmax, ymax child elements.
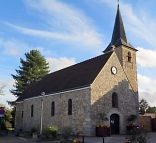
<box><xmin>110</xmin><ymin>114</ymin><xmax>120</xmax><ymax>134</ymax></box>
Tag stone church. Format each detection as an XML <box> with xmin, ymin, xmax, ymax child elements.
<box><xmin>15</xmin><ymin>5</ymin><xmax>139</xmax><ymax>135</ymax></box>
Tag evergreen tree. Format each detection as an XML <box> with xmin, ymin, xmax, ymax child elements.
<box><xmin>139</xmin><ymin>99</ymin><xmax>149</xmax><ymax>115</ymax></box>
<box><xmin>11</xmin><ymin>50</ymin><xmax>49</xmax><ymax>97</ymax></box>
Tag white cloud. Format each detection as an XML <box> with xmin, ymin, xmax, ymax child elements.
<box><xmin>138</xmin><ymin>74</ymin><xmax>156</xmax><ymax>106</ymax></box>
<box><xmin>0</xmin><ymin>38</ymin><xmax>23</xmax><ymax>56</ymax></box>
<box><xmin>0</xmin><ymin>36</ymin><xmax>52</xmax><ymax>57</ymax></box>
<box><xmin>137</xmin><ymin>47</ymin><xmax>156</xmax><ymax>68</ymax></box>
<box><xmin>98</xmin><ymin>0</ymin><xmax>156</xmax><ymax>47</ymax></box>
<box><xmin>138</xmin><ymin>74</ymin><xmax>156</xmax><ymax>93</ymax></box>
<box><xmin>6</xmin><ymin>0</ymin><xmax>103</xmax><ymax>48</ymax></box>
<box><xmin>0</xmin><ymin>79</ymin><xmax>16</xmax><ymax>108</ymax></box>
<box><xmin>139</xmin><ymin>91</ymin><xmax>156</xmax><ymax>107</ymax></box>
<box><xmin>47</xmin><ymin>57</ymin><xmax>76</xmax><ymax>72</ymax></box>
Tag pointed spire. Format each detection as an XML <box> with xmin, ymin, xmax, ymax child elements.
<box><xmin>103</xmin><ymin>1</ymin><xmax>137</xmax><ymax>53</ymax></box>
<box><xmin>103</xmin><ymin>4</ymin><xmax>131</xmax><ymax>53</ymax></box>
<box><xmin>111</xmin><ymin>4</ymin><xmax>127</xmax><ymax>45</ymax></box>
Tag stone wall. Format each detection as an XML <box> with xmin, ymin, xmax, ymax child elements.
<box><xmin>91</xmin><ymin>52</ymin><xmax>139</xmax><ymax>135</ymax></box>
<box><xmin>115</xmin><ymin>45</ymin><xmax>138</xmax><ymax>92</ymax></box>
<box><xmin>139</xmin><ymin>116</ymin><xmax>152</xmax><ymax>132</ymax></box>
<box><xmin>15</xmin><ymin>87</ymin><xmax>92</xmax><ymax>135</ymax></box>
<box><xmin>15</xmin><ymin>102</ymin><xmax>24</xmax><ymax>131</ymax></box>
<box><xmin>15</xmin><ymin>51</ymin><xmax>139</xmax><ymax>136</ymax></box>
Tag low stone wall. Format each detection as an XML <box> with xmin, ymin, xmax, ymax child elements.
<box><xmin>139</xmin><ymin>116</ymin><xmax>152</xmax><ymax>132</ymax></box>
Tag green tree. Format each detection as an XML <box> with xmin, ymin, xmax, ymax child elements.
<box><xmin>139</xmin><ymin>99</ymin><xmax>149</xmax><ymax>115</ymax></box>
<box><xmin>146</xmin><ymin>106</ymin><xmax>156</xmax><ymax>113</ymax></box>
<box><xmin>0</xmin><ymin>104</ymin><xmax>13</xmax><ymax>130</ymax></box>
<box><xmin>11</xmin><ymin>50</ymin><xmax>49</xmax><ymax>98</ymax></box>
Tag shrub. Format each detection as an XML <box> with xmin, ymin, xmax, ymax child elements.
<box><xmin>128</xmin><ymin>127</ymin><xmax>147</xmax><ymax>143</ymax></box>
<box><xmin>31</xmin><ymin>127</ymin><xmax>37</xmax><ymax>134</ymax></box>
<box><xmin>73</xmin><ymin>138</ymin><xmax>81</xmax><ymax>143</ymax></box>
<box><xmin>45</xmin><ymin>126</ymin><xmax>58</xmax><ymax>139</ymax></box>
<box><xmin>62</xmin><ymin>127</ymin><xmax>73</xmax><ymax>139</ymax></box>
<box><xmin>129</xmin><ymin>134</ymin><xmax>147</xmax><ymax>143</ymax></box>
<box><xmin>127</xmin><ymin>115</ymin><xmax>137</xmax><ymax>122</ymax></box>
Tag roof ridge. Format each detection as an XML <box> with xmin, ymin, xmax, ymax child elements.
<box><xmin>48</xmin><ymin>52</ymin><xmax>112</xmax><ymax>75</ymax></box>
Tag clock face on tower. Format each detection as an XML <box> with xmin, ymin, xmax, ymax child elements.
<box><xmin>111</xmin><ymin>66</ymin><xmax>117</xmax><ymax>75</ymax></box>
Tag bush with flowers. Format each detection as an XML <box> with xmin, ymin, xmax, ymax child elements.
<box><xmin>44</xmin><ymin>125</ymin><xmax>58</xmax><ymax>139</ymax></box>
<box><xmin>96</xmin><ymin>113</ymin><xmax>110</xmax><ymax>137</ymax></box>
<box><xmin>72</xmin><ymin>138</ymin><xmax>81</xmax><ymax>143</ymax></box>
<box><xmin>96</xmin><ymin>113</ymin><xmax>109</xmax><ymax>127</ymax></box>
<box><xmin>126</xmin><ymin>114</ymin><xmax>138</xmax><ymax>134</ymax></box>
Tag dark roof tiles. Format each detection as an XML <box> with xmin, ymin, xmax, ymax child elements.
<box><xmin>17</xmin><ymin>52</ymin><xmax>113</xmax><ymax>101</ymax></box>
<box><xmin>104</xmin><ymin>6</ymin><xmax>137</xmax><ymax>53</ymax></box>
<box><xmin>111</xmin><ymin>5</ymin><xmax>127</xmax><ymax>45</ymax></box>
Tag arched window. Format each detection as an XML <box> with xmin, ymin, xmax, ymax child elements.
<box><xmin>127</xmin><ymin>52</ymin><xmax>132</xmax><ymax>62</ymax></box>
<box><xmin>31</xmin><ymin>105</ymin><xmax>34</xmax><ymax>117</ymax></box>
<box><xmin>51</xmin><ymin>101</ymin><xmax>55</xmax><ymax>116</ymax></box>
<box><xmin>112</xmin><ymin>92</ymin><xmax>118</xmax><ymax>108</ymax></box>
<box><xmin>22</xmin><ymin>111</ymin><xmax>24</xmax><ymax>118</ymax></box>
<box><xmin>68</xmin><ymin>99</ymin><xmax>72</xmax><ymax>115</ymax></box>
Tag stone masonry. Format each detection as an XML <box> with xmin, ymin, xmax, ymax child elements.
<box><xmin>15</xmin><ymin>51</ymin><xmax>139</xmax><ymax>135</ymax></box>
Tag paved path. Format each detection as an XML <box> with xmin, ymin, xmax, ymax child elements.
<box><xmin>0</xmin><ymin>136</ymin><xmax>35</xmax><ymax>143</ymax></box>
<box><xmin>83</xmin><ymin>133</ymin><xmax>156</xmax><ymax>143</ymax></box>
<box><xmin>148</xmin><ymin>132</ymin><xmax>156</xmax><ymax>143</ymax></box>
<box><xmin>0</xmin><ymin>133</ymin><xmax>156</xmax><ymax>143</ymax></box>
<box><xmin>81</xmin><ymin>135</ymin><xmax>126</xmax><ymax>143</ymax></box>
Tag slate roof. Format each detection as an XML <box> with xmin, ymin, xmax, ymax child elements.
<box><xmin>17</xmin><ymin>52</ymin><xmax>113</xmax><ymax>101</ymax></box>
<box><xmin>104</xmin><ymin>5</ymin><xmax>137</xmax><ymax>53</ymax></box>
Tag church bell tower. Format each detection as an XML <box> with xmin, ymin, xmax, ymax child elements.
<box><xmin>103</xmin><ymin>4</ymin><xmax>138</xmax><ymax>93</ymax></box>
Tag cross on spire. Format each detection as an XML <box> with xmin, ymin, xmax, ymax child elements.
<box><xmin>111</xmin><ymin>5</ymin><xmax>127</xmax><ymax>45</ymax></box>
<box><xmin>103</xmin><ymin>0</ymin><xmax>127</xmax><ymax>53</ymax></box>
<box><xmin>118</xmin><ymin>0</ymin><xmax>119</xmax><ymax>7</ymax></box>
<box><xmin>103</xmin><ymin>0</ymin><xmax>137</xmax><ymax>53</ymax></box>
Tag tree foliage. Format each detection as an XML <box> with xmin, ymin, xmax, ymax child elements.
<box><xmin>0</xmin><ymin>104</ymin><xmax>13</xmax><ymax>130</ymax></box>
<box><xmin>139</xmin><ymin>99</ymin><xmax>149</xmax><ymax>115</ymax></box>
<box><xmin>11</xmin><ymin>50</ymin><xmax>49</xmax><ymax>98</ymax></box>
<box><xmin>146</xmin><ymin>106</ymin><xmax>156</xmax><ymax>113</ymax></box>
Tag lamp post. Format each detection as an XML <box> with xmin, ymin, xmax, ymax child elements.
<box><xmin>40</xmin><ymin>92</ymin><xmax>45</xmax><ymax>135</ymax></box>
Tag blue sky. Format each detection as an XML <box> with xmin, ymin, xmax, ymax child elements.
<box><xmin>0</xmin><ymin>0</ymin><xmax>156</xmax><ymax>107</ymax></box>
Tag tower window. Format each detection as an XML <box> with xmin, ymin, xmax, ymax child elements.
<box><xmin>51</xmin><ymin>101</ymin><xmax>55</xmax><ymax>116</ymax></box>
<box><xmin>127</xmin><ymin>52</ymin><xmax>132</xmax><ymax>62</ymax></box>
<box><xmin>112</xmin><ymin>92</ymin><xmax>118</xmax><ymax>108</ymax></box>
<box><xmin>68</xmin><ymin>99</ymin><xmax>72</xmax><ymax>115</ymax></box>
<box><xmin>31</xmin><ymin>105</ymin><xmax>34</xmax><ymax>117</ymax></box>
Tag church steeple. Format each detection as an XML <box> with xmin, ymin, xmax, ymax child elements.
<box><xmin>103</xmin><ymin>4</ymin><xmax>134</xmax><ymax>53</ymax></box>
<box><xmin>103</xmin><ymin>2</ymin><xmax>138</xmax><ymax>92</ymax></box>
<box><xmin>111</xmin><ymin>5</ymin><xmax>127</xmax><ymax>45</ymax></box>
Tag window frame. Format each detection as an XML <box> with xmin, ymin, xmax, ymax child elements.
<box><xmin>112</xmin><ymin>92</ymin><xmax>118</xmax><ymax>108</ymax></box>
<box><xmin>22</xmin><ymin>110</ymin><xmax>24</xmax><ymax>118</ymax></box>
<box><xmin>31</xmin><ymin>104</ymin><xmax>34</xmax><ymax>117</ymax></box>
<box><xmin>68</xmin><ymin>99</ymin><xmax>72</xmax><ymax>115</ymax></box>
<box><xmin>127</xmin><ymin>52</ymin><xmax>132</xmax><ymax>62</ymax></box>
<box><xmin>51</xmin><ymin>101</ymin><xmax>55</xmax><ymax>116</ymax></box>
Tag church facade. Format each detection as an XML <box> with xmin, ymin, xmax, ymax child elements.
<box><xmin>15</xmin><ymin>5</ymin><xmax>139</xmax><ymax>135</ymax></box>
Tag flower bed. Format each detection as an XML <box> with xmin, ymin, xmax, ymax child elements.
<box><xmin>96</xmin><ymin>126</ymin><xmax>110</xmax><ymax>137</ymax></box>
